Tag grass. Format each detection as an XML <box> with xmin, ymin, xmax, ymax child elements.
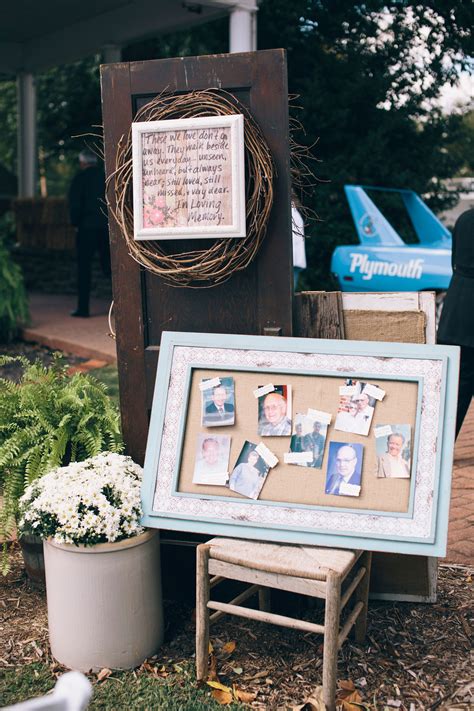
<box><xmin>0</xmin><ymin>661</ymin><xmax>244</xmax><ymax>710</ymax></box>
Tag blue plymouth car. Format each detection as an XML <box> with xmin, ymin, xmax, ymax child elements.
<box><xmin>331</xmin><ymin>186</ymin><xmax>452</xmax><ymax>292</ymax></box>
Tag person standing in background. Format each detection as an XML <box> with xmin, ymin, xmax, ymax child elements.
<box><xmin>68</xmin><ymin>149</ymin><xmax>111</xmax><ymax>317</ymax></box>
<box><xmin>437</xmin><ymin>208</ymin><xmax>474</xmax><ymax>437</ymax></box>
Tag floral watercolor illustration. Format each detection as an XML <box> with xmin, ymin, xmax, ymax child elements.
<box><xmin>142</xmin><ymin>194</ymin><xmax>178</xmax><ymax>229</ymax></box>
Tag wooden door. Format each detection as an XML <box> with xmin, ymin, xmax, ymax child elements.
<box><xmin>101</xmin><ymin>50</ymin><xmax>293</xmax><ymax>463</ymax></box>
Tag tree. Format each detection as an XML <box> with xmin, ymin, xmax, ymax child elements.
<box><xmin>0</xmin><ymin>19</ymin><xmax>228</xmax><ymax>195</ymax></box>
<box><xmin>256</xmin><ymin>0</ymin><xmax>473</xmax><ymax>288</ymax></box>
<box><xmin>0</xmin><ymin>57</ymin><xmax>103</xmax><ymax>195</ymax></box>
<box><xmin>0</xmin><ymin>3</ymin><xmax>472</xmax><ymax>288</ymax></box>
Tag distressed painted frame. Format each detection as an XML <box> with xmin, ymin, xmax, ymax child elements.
<box><xmin>141</xmin><ymin>331</ymin><xmax>459</xmax><ymax>556</ymax></box>
<box><xmin>132</xmin><ymin>115</ymin><xmax>246</xmax><ymax>240</ymax></box>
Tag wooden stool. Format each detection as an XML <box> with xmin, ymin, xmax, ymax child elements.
<box><xmin>196</xmin><ymin>538</ymin><xmax>372</xmax><ymax>711</ymax></box>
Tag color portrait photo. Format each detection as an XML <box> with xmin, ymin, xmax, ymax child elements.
<box><xmin>257</xmin><ymin>385</ymin><xmax>292</xmax><ymax>437</ymax></box>
<box><xmin>325</xmin><ymin>441</ymin><xmax>364</xmax><ymax>497</ymax></box>
<box><xmin>375</xmin><ymin>425</ymin><xmax>411</xmax><ymax>479</ymax></box>
<box><xmin>334</xmin><ymin>380</ymin><xmax>376</xmax><ymax>437</ymax></box>
<box><xmin>289</xmin><ymin>414</ymin><xmax>328</xmax><ymax>468</ymax></box>
<box><xmin>192</xmin><ymin>433</ymin><xmax>231</xmax><ymax>486</ymax></box>
<box><xmin>228</xmin><ymin>441</ymin><xmax>270</xmax><ymax>500</ymax></box>
<box><xmin>201</xmin><ymin>377</ymin><xmax>235</xmax><ymax>427</ymax></box>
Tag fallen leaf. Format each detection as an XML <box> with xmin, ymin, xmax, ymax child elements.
<box><xmin>341</xmin><ymin>700</ymin><xmax>367</xmax><ymax>711</ymax></box>
<box><xmin>291</xmin><ymin>685</ymin><xmax>325</xmax><ymax>711</ymax></box>
<box><xmin>336</xmin><ymin>681</ymin><xmax>364</xmax><ymax>711</ymax></box>
<box><xmin>222</xmin><ymin>640</ymin><xmax>236</xmax><ymax>655</ymax></box>
<box><xmin>246</xmin><ymin>669</ymin><xmax>270</xmax><ymax>680</ymax></box>
<box><xmin>173</xmin><ymin>663</ymin><xmax>183</xmax><ymax>673</ymax></box>
<box><xmin>234</xmin><ymin>687</ymin><xmax>257</xmax><ymax>703</ymax></box>
<box><xmin>208</xmin><ymin>653</ymin><xmax>219</xmax><ymax>682</ymax></box>
<box><xmin>339</xmin><ymin>680</ymin><xmax>356</xmax><ymax>692</ymax></box>
<box><xmin>341</xmin><ymin>692</ymin><xmax>366</xmax><ymax>711</ymax></box>
<box><xmin>208</xmin><ymin>641</ymin><xmax>214</xmax><ymax>654</ymax></box>
<box><xmin>343</xmin><ymin>692</ymin><xmax>362</xmax><ymax>703</ymax></box>
<box><xmin>207</xmin><ymin>680</ymin><xmax>233</xmax><ymax>693</ymax></box>
<box><xmin>97</xmin><ymin>668</ymin><xmax>112</xmax><ymax>682</ymax></box>
<box><xmin>211</xmin><ymin>689</ymin><xmax>233</xmax><ymax>705</ymax></box>
<box><xmin>232</xmin><ymin>667</ymin><xmax>243</xmax><ymax>675</ymax></box>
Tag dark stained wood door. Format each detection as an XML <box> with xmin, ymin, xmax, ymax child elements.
<box><xmin>101</xmin><ymin>50</ymin><xmax>293</xmax><ymax>463</ymax></box>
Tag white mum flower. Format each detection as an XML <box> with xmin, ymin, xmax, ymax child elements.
<box><xmin>18</xmin><ymin>453</ymin><xmax>144</xmax><ymax>546</ymax></box>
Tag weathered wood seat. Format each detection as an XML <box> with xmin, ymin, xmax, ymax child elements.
<box><xmin>196</xmin><ymin>538</ymin><xmax>372</xmax><ymax>711</ymax></box>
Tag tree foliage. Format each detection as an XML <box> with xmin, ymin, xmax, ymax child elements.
<box><xmin>256</xmin><ymin>0</ymin><xmax>473</xmax><ymax>287</ymax></box>
<box><xmin>0</xmin><ymin>3</ymin><xmax>472</xmax><ymax>285</ymax></box>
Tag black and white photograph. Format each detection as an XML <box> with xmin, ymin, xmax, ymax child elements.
<box><xmin>257</xmin><ymin>385</ymin><xmax>292</xmax><ymax>437</ymax></box>
<box><xmin>201</xmin><ymin>377</ymin><xmax>235</xmax><ymax>427</ymax></box>
<box><xmin>192</xmin><ymin>433</ymin><xmax>231</xmax><ymax>486</ymax></box>
<box><xmin>375</xmin><ymin>425</ymin><xmax>411</xmax><ymax>479</ymax></box>
<box><xmin>228</xmin><ymin>441</ymin><xmax>270</xmax><ymax>500</ymax></box>
<box><xmin>325</xmin><ymin>441</ymin><xmax>364</xmax><ymax>497</ymax></box>
<box><xmin>334</xmin><ymin>380</ymin><xmax>376</xmax><ymax>436</ymax></box>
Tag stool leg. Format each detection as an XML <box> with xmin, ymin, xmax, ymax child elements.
<box><xmin>196</xmin><ymin>544</ymin><xmax>211</xmax><ymax>681</ymax></box>
<box><xmin>354</xmin><ymin>551</ymin><xmax>372</xmax><ymax>643</ymax></box>
<box><xmin>258</xmin><ymin>587</ymin><xmax>271</xmax><ymax>612</ymax></box>
<box><xmin>323</xmin><ymin>571</ymin><xmax>341</xmax><ymax>711</ymax></box>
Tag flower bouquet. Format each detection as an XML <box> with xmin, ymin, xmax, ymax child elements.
<box><xmin>19</xmin><ymin>452</ymin><xmax>144</xmax><ymax>546</ymax></box>
<box><xmin>18</xmin><ymin>452</ymin><xmax>163</xmax><ymax>671</ymax></box>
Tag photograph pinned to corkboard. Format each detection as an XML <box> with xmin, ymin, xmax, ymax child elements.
<box><xmin>141</xmin><ymin>331</ymin><xmax>460</xmax><ymax>557</ymax></box>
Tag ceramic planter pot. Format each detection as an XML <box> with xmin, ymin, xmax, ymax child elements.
<box><xmin>44</xmin><ymin>529</ymin><xmax>164</xmax><ymax>672</ymax></box>
<box><xmin>19</xmin><ymin>533</ymin><xmax>45</xmax><ymax>586</ymax></box>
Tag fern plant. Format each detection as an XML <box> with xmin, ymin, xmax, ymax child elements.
<box><xmin>0</xmin><ymin>355</ymin><xmax>124</xmax><ymax>572</ymax></box>
<box><xmin>0</xmin><ymin>237</ymin><xmax>29</xmax><ymax>343</ymax></box>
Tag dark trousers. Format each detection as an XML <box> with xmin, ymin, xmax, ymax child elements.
<box><xmin>455</xmin><ymin>345</ymin><xmax>474</xmax><ymax>437</ymax></box>
<box><xmin>76</xmin><ymin>227</ymin><xmax>111</xmax><ymax>314</ymax></box>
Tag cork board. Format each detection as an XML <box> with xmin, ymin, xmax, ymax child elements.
<box><xmin>142</xmin><ymin>332</ymin><xmax>459</xmax><ymax>557</ymax></box>
<box><xmin>132</xmin><ymin>115</ymin><xmax>246</xmax><ymax>240</ymax></box>
<box><xmin>177</xmin><ymin>368</ymin><xmax>417</xmax><ymax>514</ymax></box>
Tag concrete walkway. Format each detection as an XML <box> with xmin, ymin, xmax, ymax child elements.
<box><xmin>20</xmin><ymin>292</ymin><xmax>472</xmax><ymax>565</ymax></box>
<box><xmin>23</xmin><ymin>292</ymin><xmax>116</xmax><ymax>363</ymax></box>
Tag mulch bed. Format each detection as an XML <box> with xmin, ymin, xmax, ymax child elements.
<box><xmin>1</xmin><ymin>544</ymin><xmax>472</xmax><ymax>710</ymax></box>
<box><xmin>1</xmin><ymin>342</ymin><xmax>472</xmax><ymax>707</ymax></box>
<box><xmin>0</xmin><ymin>341</ymin><xmax>86</xmax><ymax>381</ymax></box>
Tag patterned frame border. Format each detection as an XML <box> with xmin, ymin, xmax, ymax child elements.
<box><xmin>141</xmin><ymin>332</ymin><xmax>459</xmax><ymax>556</ymax></box>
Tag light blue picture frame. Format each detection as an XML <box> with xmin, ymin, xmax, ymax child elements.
<box><xmin>141</xmin><ymin>331</ymin><xmax>459</xmax><ymax>557</ymax></box>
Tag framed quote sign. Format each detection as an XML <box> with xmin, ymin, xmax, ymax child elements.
<box><xmin>141</xmin><ymin>331</ymin><xmax>459</xmax><ymax>557</ymax></box>
<box><xmin>132</xmin><ymin>115</ymin><xmax>246</xmax><ymax>240</ymax></box>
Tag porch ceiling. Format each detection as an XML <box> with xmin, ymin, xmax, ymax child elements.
<box><xmin>0</xmin><ymin>0</ymin><xmax>242</xmax><ymax>74</ymax></box>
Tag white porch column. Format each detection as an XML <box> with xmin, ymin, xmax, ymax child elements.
<box><xmin>102</xmin><ymin>44</ymin><xmax>122</xmax><ymax>64</ymax></box>
<box><xmin>17</xmin><ymin>72</ymin><xmax>37</xmax><ymax>198</ymax></box>
<box><xmin>229</xmin><ymin>3</ymin><xmax>257</xmax><ymax>53</ymax></box>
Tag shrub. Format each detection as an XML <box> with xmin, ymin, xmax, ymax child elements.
<box><xmin>0</xmin><ymin>236</ymin><xmax>29</xmax><ymax>343</ymax></box>
<box><xmin>0</xmin><ymin>355</ymin><xmax>124</xmax><ymax>572</ymax></box>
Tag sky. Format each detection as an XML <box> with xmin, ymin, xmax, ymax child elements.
<box><xmin>438</xmin><ymin>71</ymin><xmax>474</xmax><ymax>113</ymax></box>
